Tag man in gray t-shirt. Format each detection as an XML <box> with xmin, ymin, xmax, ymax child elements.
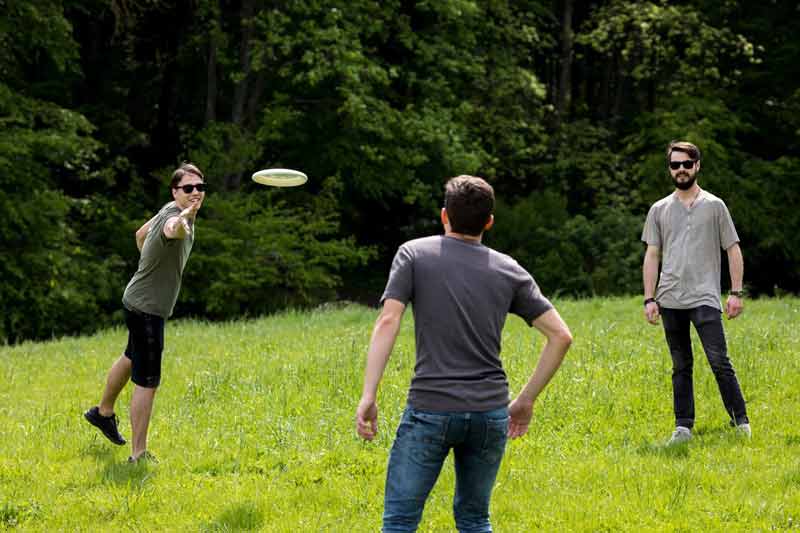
<box><xmin>84</xmin><ymin>162</ymin><xmax>205</xmax><ymax>463</ymax></box>
<box><xmin>356</xmin><ymin>175</ymin><xmax>572</xmax><ymax>532</ymax></box>
<box><xmin>642</xmin><ymin>141</ymin><xmax>749</xmax><ymax>445</ymax></box>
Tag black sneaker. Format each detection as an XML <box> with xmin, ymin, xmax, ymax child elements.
<box><xmin>84</xmin><ymin>406</ymin><xmax>126</xmax><ymax>445</ymax></box>
<box><xmin>128</xmin><ymin>451</ymin><xmax>157</xmax><ymax>464</ymax></box>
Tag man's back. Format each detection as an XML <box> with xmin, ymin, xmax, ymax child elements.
<box><xmin>382</xmin><ymin>235</ymin><xmax>551</xmax><ymax>411</ymax></box>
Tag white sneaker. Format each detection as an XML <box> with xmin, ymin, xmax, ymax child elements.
<box><xmin>667</xmin><ymin>426</ymin><xmax>692</xmax><ymax>445</ymax></box>
<box><xmin>735</xmin><ymin>423</ymin><xmax>752</xmax><ymax>438</ymax></box>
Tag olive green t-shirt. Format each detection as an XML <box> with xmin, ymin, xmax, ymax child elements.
<box><xmin>122</xmin><ymin>202</ymin><xmax>195</xmax><ymax>318</ymax></box>
<box><xmin>641</xmin><ymin>190</ymin><xmax>739</xmax><ymax>311</ymax></box>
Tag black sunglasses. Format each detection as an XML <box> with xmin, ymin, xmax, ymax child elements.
<box><xmin>175</xmin><ymin>183</ymin><xmax>207</xmax><ymax>193</ymax></box>
<box><xmin>669</xmin><ymin>160</ymin><xmax>696</xmax><ymax>170</ymax></box>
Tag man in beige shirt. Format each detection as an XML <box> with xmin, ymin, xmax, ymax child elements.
<box><xmin>642</xmin><ymin>141</ymin><xmax>749</xmax><ymax>445</ymax></box>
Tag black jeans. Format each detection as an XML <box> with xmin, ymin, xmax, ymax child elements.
<box><xmin>660</xmin><ymin>306</ymin><xmax>748</xmax><ymax>429</ymax></box>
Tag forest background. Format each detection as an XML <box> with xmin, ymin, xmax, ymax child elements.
<box><xmin>2</xmin><ymin>0</ymin><xmax>798</xmax><ymax>344</ymax></box>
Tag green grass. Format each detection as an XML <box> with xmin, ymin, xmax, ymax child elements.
<box><xmin>1</xmin><ymin>297</ymin><xmax>799</xmax><ymax>531</ymax></box>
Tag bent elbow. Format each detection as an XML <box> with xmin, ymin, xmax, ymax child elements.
<box><xmin>376</xmin><ymin>313</ymin><xmax>401</xmax><ymax>332</ymax></box>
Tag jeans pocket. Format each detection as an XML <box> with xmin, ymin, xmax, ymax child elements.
<box><xmin>481</xmin><ymin>416</ymin><xmax>509</xmax><ymax>465</ymax></box>
<box><xmin>394</xmin><ymin>408</ymin><xmax>449</xmax><ymax>465</ymax></box>
<box><xmin>395</xmin><ymin>408</ymin><xmax>448</xmax><ymax>444</ymax></box>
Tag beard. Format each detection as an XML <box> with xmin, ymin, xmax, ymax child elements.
<box><xmin>672</xmin><ymin>173</ymin><xmax>696</xmax><ymax>190</ymax></box>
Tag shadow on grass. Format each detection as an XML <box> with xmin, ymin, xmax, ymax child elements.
<box><xmin>635</xmin><ymin>424</ymin><xmax>752</xmax><ymax>457</ymax></box>
<box><xmin>79</xmin><ymin>439</ymin><xmax>117</xmax><ymax>461</ymax></box>
<box><xmin>690</xmin><ymin>426</ymin><xmax>728</xmax><ymax>438</ymax></box>
<box><xmin>636</xmin><ymin>441</ymin><xmax>691</xmax><ymax>459</ymax></box>
<box><xmin>100</xmin><ymin>460</ymin><xmax>155</xmax><ymax>487</ymax></box>
<box><xmin>79</xmin><ymin>438</ymin><xmax>156</xmax><ymax>488</ymax></box>
<box><xmin>785</xmin><ymin>434</ymin><xmax>800</xmax><ymax>446</ymax></box>
<box><xmin>201</xmin><ymin>502</ymin><xmax>264</xmax><ymax>532</ymax></box>
<box><xmin>784</xmin><ymin>469</ymin><xmax>800</xmax><ymax>488</ymax></box>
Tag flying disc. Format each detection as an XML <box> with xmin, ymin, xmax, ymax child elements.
<box><xmin>252</xmin><ymin>168</ymin><xmax>308</xmax><ymax>187</ymax></box>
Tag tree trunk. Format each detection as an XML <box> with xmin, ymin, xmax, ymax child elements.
<box><xmin>245</xmin><ymin>70</ymin><xmax>266</xmax><ymax>129</ymax></box>
<box><xmin>600</xmin><ymin>55</ymin><xmax>612</xmax><ymax>120</ymax></box>
<box><xmin>227</xmin><ymin>0</ymin><xmax>257</xmax><ymax>190</ymax></box>
<box><xmin>231</xmin><ymin>0</ymin><xmax>256</xmax><ymax>127</ymax></box>
<box><xmin>555</xmin><ymin>0</ymin><xmax>574</xmax><ymax>125</ymax></box>
<box><xmin>205</xmin><ymin>37</ymin><xmax>217</xmax><ymax>124</ymax></box>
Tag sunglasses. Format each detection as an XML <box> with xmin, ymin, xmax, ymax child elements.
<box><xmin>175</xmin><ymin>183</ymin><xmax>206</xmax><ymax>193</ymax></box>
<box><xmin>669</xmin><ymin>160</ymin><xmax>696</xmax><ymax>170</ymax></box>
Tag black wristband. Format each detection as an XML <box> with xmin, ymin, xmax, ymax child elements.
<box><xmin>729</xmin><ymin>290</ymin><xmax>744</xmax><ymax>297</ymax></box>
<box><xmin>644</xmin><ymin>297</ymin><xmax>656</xmax><ymax>306</ymax></box>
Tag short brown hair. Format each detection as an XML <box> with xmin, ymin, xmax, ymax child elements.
<box><xmin>444</xmin><ymin>175</ymin><xmax>494</xmax><ymax>236</ymax></box>
<box><xmin>666</xmin><ymin>141</ymin><xmax>701</xmax><ymax>165</ymax></box>
<box><xmin>170</xmin><ymin>162</ymin><xmax>204</xmax><ymax>189</ymax></box>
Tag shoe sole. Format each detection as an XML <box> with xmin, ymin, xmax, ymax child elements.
<box><xmin>83</xmin><ymin>411</ymin><xmax>126</xmax><ymax>446</ymax></box>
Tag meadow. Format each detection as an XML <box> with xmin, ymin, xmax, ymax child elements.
<box><xmin>1</xmin><ymin>297</ymin><xmax>799</xmax><ymax>532</ymax></box>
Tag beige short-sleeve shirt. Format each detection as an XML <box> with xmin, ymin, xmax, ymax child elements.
<box><xmin>641</xmin><ymin>190</ymin><xmax>739</xmax><ymax>310</ymax></box>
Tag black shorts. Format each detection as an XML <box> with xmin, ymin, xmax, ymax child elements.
<box><xmin>123</xmin><ymin>307</ymin><xmax>165</xmax><ymax>388</ymax></box>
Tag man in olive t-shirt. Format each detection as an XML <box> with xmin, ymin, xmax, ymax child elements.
<box><xmin>84</xmin><ymin>162</ymin><xmax>205</xmax><ymax>462</ymax></box>
<box><xmin>642</xmin><ymin>141</ymin><xmax>749</xmax><ymax>445</ymax></box>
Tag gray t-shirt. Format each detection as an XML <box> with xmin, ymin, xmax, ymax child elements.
<box><xmin>122</xmin><ymin>202</ymin><xmax>195</xmax><ymax>318</ymax></box>
<box><xmin>641</xmin><ymin>190</ymin><xmax>739</xmax><ymax>311</ymax></box>
<box><xmin>382</xmin><ymin>235</ymin><xmax>553</xmax><ymax>412</ymax></box>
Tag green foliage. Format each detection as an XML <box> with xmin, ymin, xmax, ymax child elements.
<box><xmin>622</xmin><ymin>95</ymin><xmax>749</xmax><ymax>206</ymax></box>
<box><xmin>1</xmin><ymin>0</ymin><xmax>800</xmax><ymax>342</ymax></box>
<box><xmin>0</xmin><ymin>84</ymin><xmax>126</xmax><ymax>343</ymax></box>
<box><xmin>237</xmin><ymin>1</ymin><xmax>552</xmax><ymax>242</ymax></box>
<box><xmin>185</xmin><ymin>121</ymin><xmax>262</xmax><ymax>189</ymax></box>
<box><xmin>0</xmin><ymin>0</ymin><xmax>79</xmax><ymax>89</ymax></box>
<box><xmin>178</xmin><ymin>179</ymin><xmax>375</xmax><ymax>319</ymax></box>
<box><xmin>577</xmin><ymin>0</ymin><xmax>755</xmax><ymax>95</ymax></box>
<box><xmin>729</xmin><ymin>156</ymin><xmax>800</xmax><ymax>294</ymax></box>
<box><xmin>487</xmin><ymin>191</ymin><xmax>642</xmax><ymax>297</ymax></box>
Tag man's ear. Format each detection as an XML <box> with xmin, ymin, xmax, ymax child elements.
<box><xmin>441</xmin><ymin>207</ymin><xmax>449</xmax><ymax>228</ymax></box>
<box><xmin>484</xmin><ymin>214</ymin><xmax>494</xmax><ymax>232</ymax></box>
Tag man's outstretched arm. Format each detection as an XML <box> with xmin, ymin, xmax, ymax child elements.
<box><xmin>508</xmin><ymin>308</ymin><xmax>572</xmax><ymax>439</ymax></box>
<box><xmin>356</xmin><ymin>298</ymin><xmax>406</xmax><ymax>441</ymax></box>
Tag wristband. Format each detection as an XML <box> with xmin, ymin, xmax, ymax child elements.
<box><xmin>729</xmin><ymin>290</ymin><xmax>744</xmax><ymax>298</ymax></box>
<box><xmin>644</xmin><ymin>297</ymin><xmax>656</xmax><ymax>306</ymax></box>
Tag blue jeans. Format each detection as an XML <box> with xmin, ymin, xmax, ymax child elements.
<box><xmin>383</xmin><ymin>405</ymin><xmax>509</xmax><ymax>533</ymax></box>
<box><xmin>660</xmin><ymin>306</ymin><xmax>748</xmax><ymax>429</ymax></box>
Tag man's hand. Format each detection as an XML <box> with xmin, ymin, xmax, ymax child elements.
<box><xmin>356</xmin><ymin>397</ymin><xmax>378</xmax><ymax>441</ymax></box>
<box><xmin>508</xmin><ymin>397</ymin><xmax>533</xmax><ymax>439</ymax></box>
<box><xmin>726</xmin><ymin>295</ymin><xmax>743</xmax><ymax>319</ymax></box>
<box><xmin>166</xmin><ymin>201</ymin><xmax>200</xmax><ymax>239</ymax></box>
<box><xmin>644</xmin><ymin>301</ymin><xmax>660</xmax><ymax>325</ymax></box>
<box><xmin>179</xmin><ymin>201</ymin><xmax>200</xmax><ymax>235</ymax></box>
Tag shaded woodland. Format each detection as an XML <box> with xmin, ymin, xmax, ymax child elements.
<box><xmin>2</xmin><ymin>1</ymin><xmax>798</xmax><ymax>342</ymax></box>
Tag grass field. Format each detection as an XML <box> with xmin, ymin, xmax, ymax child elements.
<box><xmin>1</xmin><ymin>297</ymin><xmax>799</xmax><ymax>531</ymax></box>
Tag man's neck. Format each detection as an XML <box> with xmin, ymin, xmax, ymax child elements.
<box><xmin>675</xmin><ymin>183</ymin><xmax>701</xmax><ymax>202</ymax></box>
<box><xmin>445</xmin><ymin>230</ymin><xmax>483</xmax><ymax>243</ymax></box>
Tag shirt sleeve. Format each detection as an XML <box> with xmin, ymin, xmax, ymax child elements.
<box><xmin>510</xmin><ymin>269</ymin><xmax>553</xmax><ymax>325</ymax></box>
<box><xmin>641</xmin><ymin>204</ymin><xmax>661</xmax><ymax>247</ymax></box>
<box><xmin>380</xmin><ymin>244</ymin><xmax>414</xmax><ymax>305</ymax></box>
<box><xmin>717</xmin><ymin>200</ymin><xmax>740</xmax><ymax>250</ymax></box>
<box><xmin>154</xmin><ymin>203</ymin><xmax>181</xmax><ymax>244</ymax></box>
